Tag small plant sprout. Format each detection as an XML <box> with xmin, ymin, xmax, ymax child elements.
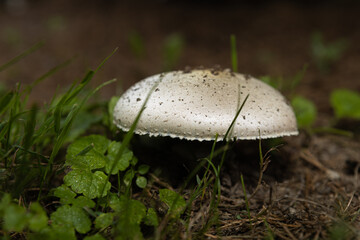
<box><xmin>113</xmin><ymin>68</ymin><xmax>298</xmax><ymax>141</ymax></box>
<box><xmin>310</xmin><ymin>32</ymin><xmax>348</xmax><ymax>73</ymax></box>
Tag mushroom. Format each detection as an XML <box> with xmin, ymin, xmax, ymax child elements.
<box><xmin>113</xmin><ymin>69</ymin><xmax>298</xmax><ymax>141</ymax></box>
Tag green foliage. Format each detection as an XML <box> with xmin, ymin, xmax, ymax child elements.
<box><xmin>330</xmin><ymin>89</ymin><xmax>360</xmax><ymax>120</ymax></box>
<box><xmin>137</xmin><ymin>164</ymin><xmax>150</xmax><ymax>174</ymax></box>
<box><xmin>95</xmin><ymin>212</ymin><xmax>114</xmax><ymax>229</ymax></box>
<box><xmin>159</xmin><ymin>189</ymin><xmax>186</xmax><ymax>218</ymax></box>
<box><xmin>260</xmin><ymin>75</ymin><xmax>282</xmax><ymax>89</ymax></box>
<box><xmin>328</xmin><ymin>221</ymin><xmax>353</xmax><ymax>240</ymax></box>
<box><xmin>84</xmin><ymin>234</ymin><xmax>106</xmax><ymax>240</ymax></box>
<box><xmin>54</xmin><ymin>185</ymin><xmax>96</xmax><ymax>208</ymax></box>
<box><xmin>0</xmin><ymin>47</ymin><xmax>116</xmax><ymax>200</ymax></box>
<box><xmin>3</xmin><ymin>201</ymin><xmax>28</xmax><ymax>232</ymax></box>
<box><xmin>53</xmin><ymin>184</ymin><xmax>77</xmax><ymax>204</ymax></box>
<box><xmin>0</xmin><ymin>47</ymin><xmax>165</xmax><ymax>239</ymax></box>
<box><xmin>64</xmin><ymin>169</ymin><xmax>111</xmax><ymax>199</ymax></box>
<box><xmin>66</xmin><ymin>111</ymin><xmax>102</xmax><ymax>142</ymax></box>
<box><xmin>0</xmin><ymin>194</ymin><xmax>49</xmax><ymax>234</ymax></box>
<box><xmin>105</xmin><ymin>141</ymin><xmax>133</xmax><ymax>174</ymax></box>
<box><xmin>230</xmin><ymin>34</ymin><xmax>238</xmax><ymax>72</ymax></box>
<box><xmin>135</xmin><ymin>176</ymin><xmax>147</xmax><ymax>188</ymax></box>
<box><xmin>66</xmin><ymin>135</ymin><xmax>110</xmax><ymax>170</ymax></box>
<box><xmin>310</xmin><ymin>32</ymin><xmax>348</xmax><ymax>73</ymax></box>
<box><xmin>50</xmin><ymin>133</ymin><xmax>153</xmax><ymax>237</ymax></box>
<box><xmin>163</xmin><ymin>33</ymin><xmax>185</xmax><ymax>71</ymax></box>
<box><xmin>260</xmin><ymin>64</ymin><xmax>307</xmax><ymax>92</ymax></box>
<box><xmin>128</xmin><ymin>31</ymin><xmax>145</xmax><ymax>59</ymax></box>
<box><xmin>51</xmin><ymin>205</ymin><xmax>92</xmax><ymax>234</ymax></box>
<box><xmin>109</xmin><ymin>195</ymin><xmax>147</xmax><ymax>239</ymax></box>
<box><xmin>29</xmin><ymin>225</ymin><xmax>76</xmax><ymax>240</ymax></box>
<box><xmin>291</xmin><ymin>95</ymin><xmax>317</xmax><ymax>128</ymax></box>
<box><xmin>103</xmin><ymin>96</ymin><xmax>120</xmax><ymax>132</ymax></box>
<box><xmin>144</xmin><ymin>208</ymin><xmax>159</xmax><ymax>227</ymax></box>
<box><xmin>0</xmin><ymin>42</ymin><xmax>43</xmax><ymax>72</ymax></box>
<box><xmin>28</xmin><ymin>203</ymin><xmax>49</xmax><ymax>232</ymax></box>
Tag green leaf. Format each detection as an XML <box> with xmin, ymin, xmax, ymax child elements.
<box><xmin>54</xmin><ymin>184</ymin><xmax>76</xmax><ymax>205</ymax></box>
<box><xmin>105</xmin><ymin>96</ymin><xmax>120</xmax><ymax>131</ymax></box>
<box><xmin>64</xmin><ymin>169</ymin><xmax>111</xmax><ymax>199</ymax></box>
<box><xmin>66</xmin><ymin>135</ymin><xmax>110</xmax><ymax>170</ymax></box>
<box><xmin>330</xmin><ymin>89</ymin><xmax>360</xmax><ymax>120</ymax></box>
<box><xmin>291</xmin><ymin>96</ymin><xmax>317</xmax><ymax>128</ymax></box>
<box><xmin>144</xmin><ymin>208</ymin><xmax>158</xmax><ymax>227</ymax></box>
<box><xmin>110</xmin><ymin>196</ymin><xmax>146</xmax><ymax>240</ymax></box>
<box><xmin>0</xmin><ymin>194</ymin><xmax>11</xmax><ymax>212</ymax></box>
<box><xmin>66</xmin><ymin>111</ymin><xmax>102</xmax><ymax>143</ymax></box>
<box><xmin>28</xmin><ymin>202</ymin><xmax>48</xmax><ymax>232</ymax></box>
<box><xmin>135</xmin><ymin>176</ymin><xmax>147</xmax><ymax>189</ymax></box>
<box><xmin>163</xmin><ymin>33</ymin><xmax>184</xmax><ymax>71</ymax></box>
<box><xmin>159</xmin><ymin>189</ymin><xmax>186</xmax><ymax>218</ymax></box>
<box><xmin>137</xmin><ymin>164</ymin><xmax>150</xmax><ymax>175</ymax></box>
<box><xmin>310</xmin><ymin>32</ymin><xmax>348</xmax><ymax>73</ymax></box>
<box><xmin>84</xmin><ymin>234</ymin><xmax>106</xmax><ymax>240</ymax></box>
<box><xmin>105</xmin><ymin>141</ymin><xmax>132</xmax><ymax>175</ymax></box>
<box><xmin>95</xmin><ymin>212</ymin><xmax>114</xmax><ymax>229</ymax></box>
<box><xmin>51</xmin><ymin>205</ymin><xmax>91</xmax><ymax>234</ymax></box>
<box><xmin>260</xmin><ymin>75</ymin><xmax>282</xmax><ymax>89</ymax></box>
<box><xmin>53</xmin><ymin>184</ymin><xmax>95</xmax><ymax>208</ymax></box>
<box><xmin>3</xmin><ymin>204</ymin><xmax>27</xmax><ymax>231</ymax></box>
<box><xmin>128</xmin><ymin>31</ymin><xmax>145</xmax><ymax>59</ymax></box>
<box><xmin>72</xmin><ymin>196</ymin><xmax>96</xmax><ymax>208</ymax></box>
<box><xmin>109</xmin><ymin>196</ymin><xmax>146</xmax><ymax>224</ymax></box>
<box><xmin>29</xmin><ymin>225</ymin><xmax>76</xmax><ymax>240</ymax></box>
<box><xmin>131</xmin><ymin>156</ymin><xmax>138</xmax><ymax>166</ymax></box>
<box><xmin>123</xmin><ymin>168</ymin><xmax>135</xmax><ymax>186</ymax></box>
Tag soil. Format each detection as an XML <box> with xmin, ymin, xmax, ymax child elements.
<box><xmin>1</xmin><ymin>0</ymin><xmax>359</xmax><ymax>239</ymax></box>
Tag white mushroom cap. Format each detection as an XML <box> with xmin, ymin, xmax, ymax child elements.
<box><xmin>113</xmin><ymin>69</ymin><xmax>298</xmax><ymax>141</ymax></box>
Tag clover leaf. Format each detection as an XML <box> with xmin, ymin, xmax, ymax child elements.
<box><xmin>28</xmin><ymin>202</ymin><xmax>48</xmax><ymax>232</ymax></box>
<box><xmin>95</xmin><ymin>212</ymin><xmax>114</xmax><ymax>229</ymax></box>
<box><xmin>109</xmin><ymin>196</ymin><xmax>146</xmax><ymax>224</ymax></box>
<box><xmin>291</xmin><ymin>96</ymin><xmax>317</xmax><ymax>128</ymax></box>
<box><xmin>109</xmin><ymin>196</ymin><xmax>147</xmax><ymax>239</ymax></box>
<box><xmin>159</xmin><ymin>189</ymin><xmax>186</xmax><ymax>218</ymax></box>
<box><xmin>51</xmin><ymin>205</ymin><xmax>91</xmax><ymax>234</ymax></box>
<box><xmin>54</xmin><ymin>184</ymin><xmax>77</xmax><ymax>205</ymax></box>
<box><xmin>330</xmin><ymin>89</ymin><xmax>360</xmax><ymax>120</ymax></box>
<box><xmin>64</xmin><ymin>169</ymin><xmax>111</xmax><ymax>199</ymax></box>
<box><xmin>66</xmin><ymin>135</ymin><xmax>110</xmax><ymax>170</ymax></box>
<box><xmin>144</xmin><ymin>208</ymin><xmax>159</xmax><ymax>227</ymax></box>
<box><xmin>105</xmin><ymin>141</ymin><xmax>132</xmax><ymax>175</ymax></box>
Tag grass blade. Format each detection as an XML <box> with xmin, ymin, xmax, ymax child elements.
<box><xmin>23</xmin><ymin>105</ymin><xmax>38</xmax><ymax>151</ymax></box>
<box><xmin>25</xmin><ymin>58</ymin><xmax>73</xmax><ymax>94</ymax></box>
<box><xmin>241</xmin><ymin>174</ymin><xmax>252</xmax><ymax>226</ymax></box>
<box><xmin>0</xmin><ymin>91</ymin><xmax>14</xmax><ymax>115</ymax></box>
<box><xmin>95</xmin><ymin>47</ymin><xmax>118</xmax><ymax>73</ymax></box>
<box><xmin>0</xmin><ymin>42</ymin><xmax>44</xmax><ymax>72</ymax></box>
<box><xmin>223</xmin><ymin>94</ymin><xmax>249</xmax><ymax>141</ymax></box>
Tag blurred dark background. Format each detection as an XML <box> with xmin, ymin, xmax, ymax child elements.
<box><xmin>0</xmin><ymin>0</ymin><xmax>359</xmax><ymax>116</ymax></box>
